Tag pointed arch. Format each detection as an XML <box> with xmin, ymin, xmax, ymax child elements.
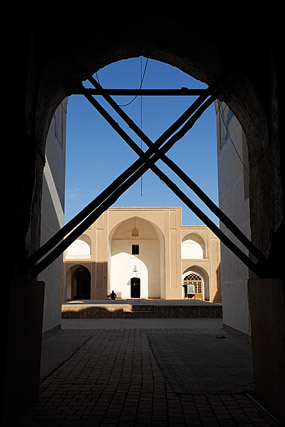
<box><xmin>65</xmin><ymin>234</ymin><xmax>91</xmax><ymax>259</ymax></box>
<box><xmin>65</xmin><ymin>264</ymin><xmax>91</xmax><ymax>300</ymax></box>
<box><xmin>109</xmin><ymin>216</ymin><xmax>165</xmax><ymax>299</ymax></box>
<box><xmin>182</xmin><ymin>265</ymin><xmax>210</xmax><ymax>301</ymax></box>
<box><xmin>181</xmin><ymin>233</ymin><xmax>207</xmax><ymax>259</ymax></box>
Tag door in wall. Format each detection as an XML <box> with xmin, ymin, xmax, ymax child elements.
<box><xmin>131</xmin><ymin>277</ymin><xmax>141</xmax><ymax>298</ymax></box>
<box><xmin>183</xmin><ymin>273</ymin><xmax>203</xmax><ymax>299</ymax></box>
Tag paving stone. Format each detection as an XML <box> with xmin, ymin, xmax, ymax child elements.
<box><xmin>9</xmin><ymin>319</ymin><xmax>280</xmax><ymax>426</ymax></box>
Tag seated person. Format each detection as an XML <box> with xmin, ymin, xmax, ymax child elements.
<box><xmin>109</xmin><ymin>290</ymin><xmax>117</xmax><ymax>300</ymax></box>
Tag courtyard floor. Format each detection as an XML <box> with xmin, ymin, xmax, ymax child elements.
<box><xmin>10</xmin><ymin>318</ymin><xmax>280</xmax><ymax>426</ymax></box>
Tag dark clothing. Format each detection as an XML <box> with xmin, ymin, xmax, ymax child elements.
<box><xmin>109</xmin><ymin>291</ymin><xmax>117</xmax><ymax>300</ymax></box>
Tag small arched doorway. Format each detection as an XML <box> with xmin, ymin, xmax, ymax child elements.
<box><xmin>183</xmin><ymin>273</ymin><xmax>203</xmax><ymax>299</ymax></box>
<box><xmin>131</xmin><ymin>277</ymin><xmax>141</xmax><ymax>298</ymax></box>
<box><xmin>72</xmin><ymin>266</ymin><xmax>91</xmax><ymax>300</ymax></box>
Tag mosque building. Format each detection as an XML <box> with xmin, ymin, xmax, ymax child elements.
<box><xmin>62</xmin><ymin>207</ymin><xmax>221</xmax><ymax>302</ymax></box>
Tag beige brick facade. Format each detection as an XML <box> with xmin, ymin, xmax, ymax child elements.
<box><xmin>63</xmin><ymin>207</ymin><xmax>221</xmax><ymax>302</ymax></box>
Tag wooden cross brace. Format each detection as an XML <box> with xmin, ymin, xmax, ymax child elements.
<box><xmin>28</xmin><ymin>70</ymin><xmax>268</xmax><ymax>279</ymax></box>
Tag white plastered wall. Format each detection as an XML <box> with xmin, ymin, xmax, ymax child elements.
<box><xmin>39</xmin><ymin>99</ymin><xmax>67</xmax><ymax>333</ymax></box>
<box><xmin>216</xmin><ymin>101</ymin><xmax>251</xmax><ymax>337</ymax></box>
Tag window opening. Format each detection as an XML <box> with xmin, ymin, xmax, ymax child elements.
<box><xmin>132</xmin><ymin>244</ymin><xmax>139</xmax><ymax>255</ymax></box>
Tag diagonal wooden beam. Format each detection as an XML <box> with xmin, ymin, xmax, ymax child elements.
<box><xmin>28</xmin><ymin>67</ymin><xmax>268</xmax><ymax>278</ymax></box>
<box><xmin>32</xmin><ymin>110</ymin><xmax>262</xmax><ymax>279</ymax></box>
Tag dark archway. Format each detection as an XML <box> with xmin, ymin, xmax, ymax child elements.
<box><xmin>72</xmin><ymin>266</ymin><xmax>91</xmax><ymax>300</ymax></box>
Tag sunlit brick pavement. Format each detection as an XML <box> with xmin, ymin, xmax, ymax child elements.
<box><xmin>10</xmin><ymin>319</ymin><xmax>280</xmax><ymax>426</ymax></box>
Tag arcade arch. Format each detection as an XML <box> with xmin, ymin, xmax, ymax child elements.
<box><xmin>182</xmin><ymin>265</ymin><xmax>210</xmax><ymax>301</ymax></box>
<box><xmin>181</xmin><ymin>233</ymin><xmax>206</xmax><ymax>259</ymax></box>
<box><xmin>65</xmin><ymin>264</ymin><xmax>91</xmax><ymax>300</ymax></box>
<box><xmin>183</xmin><ymin>272</ymin><xmax>203</xmax><ymax>299</ymax></box>
<box><xmin>65</xmin><ymin>234</ymin><xmax>91</xmax><ymax>259</ymax></box>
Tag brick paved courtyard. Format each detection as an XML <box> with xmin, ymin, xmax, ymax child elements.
<box><xmin>10</xmin><ymin>319</ymin><xmax>280</xmax><ymax>426</ymax></box>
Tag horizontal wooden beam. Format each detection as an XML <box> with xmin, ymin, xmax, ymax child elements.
<box><xmin>73</xmin><ymin>88</ymin><xmax>206</xmax><ymax>96</ymax></box>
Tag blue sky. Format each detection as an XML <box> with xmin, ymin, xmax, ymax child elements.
<box><xmin>65</xmin><ymin>57</ymin><xmax>219</xmax><ymax>225</ymax></box>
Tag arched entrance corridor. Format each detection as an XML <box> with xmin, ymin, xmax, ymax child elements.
<box><xmin>6</xmin><ymin>9</ymin><xmax>284</xmax><ymax>424</ymax></box>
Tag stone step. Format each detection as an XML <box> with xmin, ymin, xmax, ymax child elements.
<box><xmin>62</xmin><ymin>303</ymin><xmax>222</xmax><ymax>319</ymax></box>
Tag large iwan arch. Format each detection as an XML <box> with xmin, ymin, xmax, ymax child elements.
<box><xmin>109</xmin><ymin>216</ymin><xmax>165</xmax><ymax>299</ymax></box>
